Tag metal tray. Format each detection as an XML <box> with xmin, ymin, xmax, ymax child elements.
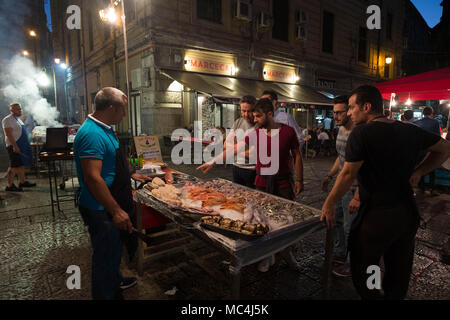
<box><xmin>200</xmin><ymin>222</ymin><xmax>263</xmax><ymax>241</ymax></box>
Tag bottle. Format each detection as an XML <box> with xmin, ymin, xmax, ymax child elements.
<box><xmin>138</xmin><ymin>153</ymin><xmax>145</xmax><ymax>168</ymax></box>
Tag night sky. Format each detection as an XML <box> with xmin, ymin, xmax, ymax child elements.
<box><xmin>42</xmin><ymin>0</ymin><xmax>444</xmax><ymax>30</ymax></box>
<box><xmin>411</xmin><ymin>0</ymin><xmax>444</xmax><ymax>27</ymax></box>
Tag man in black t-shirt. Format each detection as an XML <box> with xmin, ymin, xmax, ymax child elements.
<box><xmin>321</xmin><ymin>85</ymin><xmax>450</xmax><ymax>300</ymax></box>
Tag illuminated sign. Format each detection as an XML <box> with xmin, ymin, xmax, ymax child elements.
<box><xmin>184</xmin><ymin>50</ymin><xmax>237</xmax><ymax>76</ymax></box>
<box><xmin>263</xmin><ymin>63</ymin><xmax>299</xmax><ymax>83</ymax></box>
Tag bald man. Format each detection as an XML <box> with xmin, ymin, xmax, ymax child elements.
<box><xmin>74</xmin><ymin>87</ymin><xmax>149</xmax><ymax>300</ymax></box>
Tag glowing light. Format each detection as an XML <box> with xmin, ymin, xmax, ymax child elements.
<box><xmin>54</xmin><ymin>58</ymin><xmax>61</xmax><ymax>64</ymax></box>
<box><xmin>99</xmin><ymin>7</ymin><xmax>117</xmax><ymax>23</ymax></box>
<box><xmin>37</xmin><ymin>72</ymin><xmax>50</xmax><ymax>87</ymax></box>
<box><xmin>168</xmin><ymin>80</ymin><xmax>183</xmax><ymax>92</ymax></box>
<box><xmin>385</xmin><ymin>57</ymin><xmax>392</xmax><ymax>64</ymax></box>
<box><xmin>29</xmin><ymin>30</ymin><xmax>37</xmax><ymax>37</ymax></box>
<box><xmin>22</xmin><ymin>50</ymin><xmax>30</xmax><ymax>56</ymax></box>
<box><xmin>60</xmin><ymin>63</ymin><xmax>68</xmax><ymax>70</ymax></box>
<box><xmin>406</xmin><ymin>98</ymin><xmax>412</xmax><ymax>106</ymax></box>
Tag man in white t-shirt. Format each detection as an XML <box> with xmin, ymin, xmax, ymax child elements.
<box><xmin>2</xmin><ymin>102</ymin><xmax>36</xmax><ymax>192</ymax></box>
<box><xmin>197</xmin><ymin>96</ymin><xmax>258</xmax><ymax>188</ymax></box>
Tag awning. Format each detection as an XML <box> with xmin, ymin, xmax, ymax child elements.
<box><xmin>374</xmin><ymin>67</ymin><xmax>450</xmax><ymax>102</ymax></box>
<box><xmin>160</xmin><ymin>69</ymin><xmax>332</xmax><ymax>105</ymax></box>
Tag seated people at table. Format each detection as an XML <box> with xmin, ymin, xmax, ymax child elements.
<box><xmin>74</xmin><ymin>87</ymin><xmax>149</xmax><ymax>300</ymax></box>
<box><xmin>197</xmin><ymin>95</ymin><xmax>258</xmax><ymax>188</ymax></box>
<box><xmin>244</xmin><ymin>98</ymin><xmax>304</xmax><ymax>272</ymax></box>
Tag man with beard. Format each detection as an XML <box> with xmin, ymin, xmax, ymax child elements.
<box><xmin>244</xmin><ymin>98</ymin><xmax>303</xmax><ymax>272</ymax></box>
<box><xmin>322</xmin><ymin>96</ymin><xmax>359</xmax><ymax>277</ymax></box>
<box><xmin>321</xmin><ymin>85</ymin><xmax>450</xmax><ymax>299</ymax></box>
<box><xmin>197</xmin><ymin>95</ymin><xmax>258</xmax><ymax>188</ymax></box>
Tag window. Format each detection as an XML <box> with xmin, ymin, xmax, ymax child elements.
<box><xmin>272</xmin><ymin>0</ymin><xmax>289</xmax><ymax>42</ymax></box>
<box><xmin>197</xmin><ymin>0</ymin><xmax>222</xmax><ymax>23</ymax></box>
<box><xmin>88</xmin><ymin>11</ymin><xmax>94</xmax><ymax>51</ymax></box>
<box><xmin>104</xmin><ymin>24</ymin><xmax>110</xmax><ymax>41</ymax></box>
<box><xmin>322</xmin><ymin>11</ymin><xmax>334</xmax><ymax>54</ymax></box>
<box><xmin>358</xmin><ymin>27</ymin><xmax>367</xmax><ymax>63</ymax></box>
<box><xmin>386</xmin><ymin>13</ymin><xmax>393</xmax><ymax>40</ymax></box>
<box><xmin>384</xmin><ymin>64</ymin><xmax>390</xmax><ymax>78</ymax></box>
<box><xmin>125</xmin><ymin>0</ymin><xmax>136</xmax><ymax>21</ymax></box>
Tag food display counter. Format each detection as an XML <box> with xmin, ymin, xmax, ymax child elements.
<box><xmin>133</xmin><ymin>171</ymin><xmax>325</xmax><ymax>299</ymax></box>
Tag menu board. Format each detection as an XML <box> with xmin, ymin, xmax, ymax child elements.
<box><xmin>134</xmin><ymin>136</ymin><xmax>162</xmax><ymax>162</ymax></box>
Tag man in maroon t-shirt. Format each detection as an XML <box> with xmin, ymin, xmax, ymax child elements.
<box><xmin>245</xmin><ymin>98</ymin><xmax>303</xmax><ymax>199</ymax></box>
<box><xmin>244</xmin><ymin>98</ymin><xmax>304</xmax><ymax>273</ymax></box>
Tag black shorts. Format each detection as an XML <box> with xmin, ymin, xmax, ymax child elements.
<box><xmin>7</xmin><ymin>145</ymin><xmax>23</xmax><ymax>168</ymax></box>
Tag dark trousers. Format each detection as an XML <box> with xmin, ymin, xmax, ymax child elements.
<box><xmin>232</xmin><ymin>166</ymin><xmax>256</xmax><ymax>189</ymax></box>
<box><xmin>348</xmin><ymin>202</ymin><xmax>419</xmax><ymax>300</ymax></box>
<box><xmin>419</xmin><ymin>170</ymin><xmax>436</xmax><ymax>192</ymax></box>
<box><xmin>256</xmin><ymin>185</ymin><xmax>294</xmax><ymax>200</ymax></box>
<box><xmin>79</xmin><ymin>206</ymin><xmax>123</xmax><ymax>300</ymax></box>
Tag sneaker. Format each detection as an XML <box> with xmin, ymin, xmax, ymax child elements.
<box><xmin>5</xmin><ymin>184</ymin><xmax>23</xmax><ymax>192</ymax></box>
<box><xmin>19</xmin><ymin>181</ymin><xmax>36</xmax><ymax>188</ymax></box>
<box><xmin>332</xmin><ymin>263</ymin><xmax>352</xmax><ymax>277</ymax></box>
<box><xmin>119</xmin><ymin>277</ymin><xmax>137</xmax><ymax>290</ymax></box>
<box><xmin>257</xmin><ymin>255</ymin><xmax>275</xmax><ymax>273</ymax></box>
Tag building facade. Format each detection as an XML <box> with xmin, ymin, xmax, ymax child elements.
<box><xmin>51</xmin><ymin>0</ymin><xmax>406</xmax><ymax>151</ymax></box>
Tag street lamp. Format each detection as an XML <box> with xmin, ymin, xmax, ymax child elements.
<box><xmin>99</xmin><ymin>0</ymin><xmax>134</xmax><ymax>139</ymax></box>
<box><xmin>28</xmin><ymin>29</ymin><xmax>38</xmax><ymax>66</ymax></box>
<box><xmin>51</xmin><ymin>58</ymin><xmax>69</xmax><ymax>111</ymax></box>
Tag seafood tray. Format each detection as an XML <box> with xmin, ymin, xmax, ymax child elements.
<box><xmin>200</xmin><ymin>223</ymin><xmax>262</xmax><ymax>241</ymax></box>
<box><xmin>200</xmin><ymin>215</ymin><xmax>268</xmax><ymax>241</ymax></box>
<box><xmin>167</xmin><ymin>173</ymin><xmax>200</xmax><ymax>185</ymax></box>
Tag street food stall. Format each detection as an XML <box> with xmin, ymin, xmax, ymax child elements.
<box><xmin>375</xmin><ymin>67</ymin><xmax>450</xmax><ymax>187</ymax></box>
<box><xmin>132</xmin><ymin>164</ymin><xmax>324</xmax><ymax>299</ymax></box>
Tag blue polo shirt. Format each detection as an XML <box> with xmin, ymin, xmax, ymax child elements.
<box><xmin>74</xmin><ymin>116</ymin><xmax>119</xmax><ymax>210</ymax></box>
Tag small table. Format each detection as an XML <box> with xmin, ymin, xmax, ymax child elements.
<box><xmin>39</xmin><ymin>151</ymin><xmax>76</xmax><ymax>219</ymax></box>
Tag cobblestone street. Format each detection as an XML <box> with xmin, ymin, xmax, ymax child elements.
<box><xmin>0</xmin><ymin>156</ymin><xmax>449</xmax><ymax>300</ymax></box>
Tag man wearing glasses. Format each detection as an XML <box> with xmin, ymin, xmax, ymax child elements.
<box><xmin>322</xmin><ymin>95</ymin><xmax>360</xmax><ymax>277</ymax></box>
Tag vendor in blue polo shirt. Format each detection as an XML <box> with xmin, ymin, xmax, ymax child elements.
<box><xmin>74</xmin><ymin>87</ymin><xmax>150</xmax><ymax>300</ymax></box>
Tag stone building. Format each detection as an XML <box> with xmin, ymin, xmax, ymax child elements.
<box><xmin>50</xmin><ymin>0</ymin><xmax>406</xmax><ymax>151</ymax></box>
<box><xmin>430</xmin><ymin>0</ymin><xmax>450</xmax><ymax>69</ymax></box>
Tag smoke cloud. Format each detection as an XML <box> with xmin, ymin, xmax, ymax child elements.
<box><xmin>1</xmin><ymin>54</ymin><xmax>61</xmax><ymax>127</ymax></box>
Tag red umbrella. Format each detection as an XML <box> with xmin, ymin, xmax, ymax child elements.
<box><xmin>374</xmin><ymin>67</ymin><xmax>450</xmax><ymax>102</ymax></box>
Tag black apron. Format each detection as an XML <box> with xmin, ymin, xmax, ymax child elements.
<box><xmin>107</xmin><ymin>133</ymin><xmax>137</xmax><ymax>261</ymax></box>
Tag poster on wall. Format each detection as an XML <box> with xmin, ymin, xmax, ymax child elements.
<box><xmin>134</xmin><ymin>136</ymin><xmax>163</xmax><ymax>162</ymax></box>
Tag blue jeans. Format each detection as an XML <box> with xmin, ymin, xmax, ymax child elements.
<box><xmin>333</xmin><ymin>191</ymin><xmax>356</xmax><ymax>260</ymax></box>
<box><xmin>79</xmin><ymin>206</ymin><xmax>123</xmax><ymax>300</ymax></box>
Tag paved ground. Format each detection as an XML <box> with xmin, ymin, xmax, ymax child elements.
<box><xmin>0</xmin><ymin>155</ymin><xmax>449</xmax><ymax>300</ymax></box>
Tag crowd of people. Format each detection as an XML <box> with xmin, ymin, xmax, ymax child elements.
<box><xmin>3</xmin><ymin>85</ymin><xmax>449</xmax><ymax>301</ymax></box>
